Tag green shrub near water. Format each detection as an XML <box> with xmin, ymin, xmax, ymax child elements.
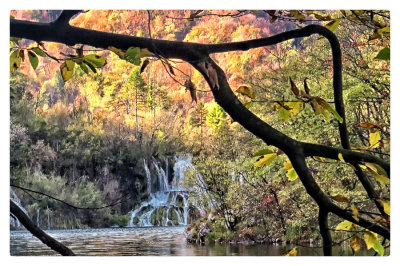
<box><xmin>109</xmin><ymin>214</ymin><xmax>131</xmax><ymax>227</ymax></box>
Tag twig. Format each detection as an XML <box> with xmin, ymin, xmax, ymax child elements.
<box><xmin>11</xmin><ymin>184</ymin><xmax>131</xmax><ymax>210</ymax></box>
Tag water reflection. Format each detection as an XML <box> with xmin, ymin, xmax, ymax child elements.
<box><xmin>10</xmin><ymin>226</ymin><xmax>377</xmax><ymax>256</ymax></box>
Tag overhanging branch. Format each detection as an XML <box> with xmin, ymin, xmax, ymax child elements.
<box><xmin>10</xmin><ymin>200</ymin><xmax>75</xmax><ymax>256</ymax></box>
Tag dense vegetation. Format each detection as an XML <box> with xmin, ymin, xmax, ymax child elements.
<box><xmin>10</xmin><ymin>10</ymin><xmax>389</xmax><ymax>256</ymax></box>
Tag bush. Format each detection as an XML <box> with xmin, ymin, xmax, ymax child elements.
<box><xmin>109</xmin><ymin>214</ymin><xmax>130</xmax><ymax>227</ymax></box>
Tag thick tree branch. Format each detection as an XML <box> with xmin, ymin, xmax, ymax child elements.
<box><xmin>10</xmin><ymin>200</ymin><xmax>75</xmax><ymax>256</ymax></box>
<box><xmin>319</xmin><ymin>209</ymin><xmax>332</xmax><ymax>256</ymax></box>
<box><xmin>52</xmin><ymin>10</ymin><xmax>82</xmax><ymax>26</ymax></box>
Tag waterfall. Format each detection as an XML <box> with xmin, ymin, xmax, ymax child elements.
<box><xmin>10</xmin><ymin>188</ymin><xmax>29</xmax><ymax>228</ymax></box>
<box><xmin>144</xmin><ymin>159</ymin><xmax>151</xmax><ymax>194</ymax></box>
<box><xmin>152</xmin><ymin>158</ymin><xmax>169</xmax><ymax>191</ymax></box>
<box><xmin>129</xmin><ymin>155</ymin><xmax>197</xmax><ymax>227</ymax></box>
<box><xmin>36</xmin><ymin>209</ymin><xmax>40</xmax><ymax>227</ymax></box>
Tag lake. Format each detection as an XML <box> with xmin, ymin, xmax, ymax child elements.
<box><xmin>10</xmin><ymin>226</ymin><xmax>375</xmax><ymax>256</ymax></box>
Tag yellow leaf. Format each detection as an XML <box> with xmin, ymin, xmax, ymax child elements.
<box><xmin>275</xmin><ymin>100</ymin><xmax>304</xmax><ymax>121</ymax></box>
<box><xmin>236</xmin><ymin>85</ymin><xmax>255</xmax><ymax>99</ymax></box>
<box><xmin>351</xmin><ymin>205</ymin><xmax>359</xmax><ymax>222</ymax></box>
<box><xmin>251</xmin><ymin>10</ymin><xmax>258</xmax><ymax>15</ymax></box>
<box><xmin>283</xmin><ymin>158</ymin><xmax>298</xmax><ymax>181</ymax></box>
<box><xmin>318</xmin><ymin>19</ymin><xmax>340</xmax><ymax>39</ymax></box>
<box><xmin>369</xmin><ymin>130</ymin><xmax>381</xmax><ymax>149</ymax></box>
<box><xmin>313</xmin><ymin>156</ymin><xmax>326</xmax><ymax>162</ymax></box>
<box><xmin>350</xmin><ymin>234</ymin><xmax>362</xmax><ymax>253</ymax></box>
<box><xmin>254</xmin><ymin>153</ymin><xmax>277</xmax><ymax>169</ymax></box>
<box><xmin>358</xmin><ymin>164</ymin><xmax>367</xmax><ymax>170</ymax></box>
<box><xmin>283</xmin><ymin>158</ymin><xmax>292</xmax><ymax>171</ymax></box>
<box><xmin>283</xmin><ymin>248</ymin><xmax>297</xmax><ymax>256</ymax></box>
<box><xmin>289</xmin><ymin>10</ymin><xmax>306</xmax><ymax>21</ymax></box>
<box><xmin>377</xmin><ymin>200</ymin><xmax>390</xmax><ymax>216</ymax></box>
<box><xmin>325</xmin><ymin>19</ymin><xmax>340</xmax><ymax>32</ymax></box>
<box><xmin>286</xmin><ymin>168</ymin><xmax>298</xmax><ymax>181</ymax></box>
<box><xmin>377</xmin><ymin>27</ymin><xmax>390</xmax><ymax>37</ymax></box>
<box><xmin>336</xmin><ymin>220</ymin><xmax>355</xmax><ymax>231</ymax></box>
<box><xmin>310</xmin><ymin>98</ymin><xmax>324</xmax><ymax>115</ymax></box>
<box><xmin>330</xmin><ymin>195</ymin><xmax>349</xmax><ymax>203</ymax></box>
<box><xmin>338</xmin><ymin>153</ymin><xmax>345</xmax><ymax>163</ymax></box>
<box><xmin>10</xmin><ymin>50</ymin><xmax>22</xmax><ymax>73</ymax></box>
<box><xmin>364</xmin><ymin>162</ymin><xmax>389</xmax><ymax>185</ymax></box>
<box><xmin>364</xmin><ymin>231</ymin><xmax>378</xmax><ymax>250</ymax></box>
<box><xmin>60</xmin><ymin>60</ymin><xmax>75</xmax><ymax>82</ymax></box>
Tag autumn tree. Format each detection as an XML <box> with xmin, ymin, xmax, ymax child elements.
<box><xmin>10</xmin><ymin>10</ymin><xmax>390</xmax><ymax>256</ymax></box>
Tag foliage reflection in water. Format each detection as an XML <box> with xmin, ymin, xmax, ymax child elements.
<box><xmin>10</xmin><ymin>226</ymin><xmax>375</xmax><ymax>256</ymax></box>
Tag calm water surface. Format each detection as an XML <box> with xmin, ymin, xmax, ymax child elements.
<box><xmin>10</xmin><ymin>226</ymin><xmax>375</xmax><ymax>256</ymax></box>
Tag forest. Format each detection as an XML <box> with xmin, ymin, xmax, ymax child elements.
<box><xmin>9</xmin><ymin>10</ymin><xmax>390</xmax><ymax>256</ymax></box>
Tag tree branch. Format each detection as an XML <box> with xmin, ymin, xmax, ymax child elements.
<box><xmin>319</xmin><ymin>209</ymin><xmax>332</xmax><ymax>256</ymax></box>
<box><xmin>52</xmin><ymin>10</ymin><xmax>82</xmax><ymax>26</ymax></box>
<box><xmin>10</xmin><ymin>200</ymin><xmax>75</xmax><ymax>256</ymax></box>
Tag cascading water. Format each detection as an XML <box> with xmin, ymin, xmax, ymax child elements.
<box><xmin>10</xmin><ymin>188</ymin><xmax>29</xmax><ymax>227</ymax></box>
<box><xmin>129</xmin><ymin>155</ymin><xmax>196</xmax><ymax>227</ymax></box>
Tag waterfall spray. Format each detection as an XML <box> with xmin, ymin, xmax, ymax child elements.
<box><xmin>129</xmin><ymin>155</ymin><xmax>198</xmax><ymax>227</ymax></box>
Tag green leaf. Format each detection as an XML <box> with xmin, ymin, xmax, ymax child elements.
<box><xmin>275</xmin><ymin>101</ymin><xmax>304</xmax><ymax>121</ymax></box>
<box><xmin>278</xmin><ymin>107</ymin><xmax>290</xmax><ymax>122</ymax></box>
<box><xmin>108</xmin><ymin>46</ymin><xmax>125</xmax><ymax>59</ymax></box>
<box><xmin>335</xmin><ymin>220</ymin><xmax>354</xmax><ymax>231</ymax></box>
<box><xmin>85</xmin><ymin>61</ymin><xmax>97</xmax><ymax>73</ymax></box>
<box><xmin>254</xmin><ymin>153</ymin><xmax>277</xmax><ymax>169</ymax></box>
<box><xmin>286</xmin><ymin>168</ymin><xmax>298</xmax><ymax>181</ymax></box>
<box><xmin>377</xmin><ymin>27</ymin><xmax>390</xmax><ymax>37</ymax></box>
<box><xmin>10</xmin><ymin>49</ymin><xmax>22</xmax><ymax>73</ymax></box>
<box><xmin>79</xmin><ymin>62</ymin><xmax>89</xmax><ymax>74</ymax></box>
<box><xmin>84</xmin><ymin>54</ymin><xmax>106</xmax><ymax>68</ymax></box>
<box><xmin>244</xmin><ymin>102</ymin><xmax>252</xmax><ymax>109</ymax></box>
<box><xmin>27</xmin><ymin>51</ymin><xmax>39</xmax><ymax>70</ymax></box>
<box><xmin>253</xmin><ymin>148</ymin><xmax>274</xmax><ymax>157</ymax></box>
<box><xmin>60</xmin><ymin>60</ymin><xmax>75</xmax><ymax>82</ymax></box>
<box><xmin>375</xmin><ymin>47</ymin><xmax>390</xmax><ymax>61</ymax></box>
<box><xmin>373</xmin><ymin>241</ymin><xmax>385</xmax><ymax>256</ymax></box>
<box><xmin>10</xmin><ymin>37</ymin><xmax>21</xmax><ymax>44</ymax></box>
<box><xmin>320</xmin><ymin>101</ymin><xmax>343</xmax><ymax>123</ymax></box>
<box><xmin>32</xmin><ymin>47</ymin><xmax>47</xmax><ymax>57</ymax></box>
<box><xmin>125</xmin><ymin>47</ymin><xmax>141</xmax><ymax>65</ymax></box>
